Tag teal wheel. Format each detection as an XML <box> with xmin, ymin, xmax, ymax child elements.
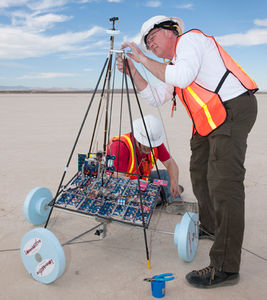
<box><xmin>24</xmin><ymin>187</ymin><xmax>53</xmax><ymax>225</ymax></box>
<box><xmin>20</xmin><ymin>228</ymin><xmax>65</xmax><ymax>284</ymax></box>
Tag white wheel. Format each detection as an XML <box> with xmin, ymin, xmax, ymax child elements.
<box><xmin>174</xmin><ymin>212</ymin><xmax>199</xmax><ymax>262</ymax></box>
<box><xmin>24</xmin><ymin>187</ymin><xmax>52</xmax><ymax>225</ymax></box>
<box><xmin>20</xmin><ymin>228</ymin><xmax>65</xmax><ymax>284</ymax></box>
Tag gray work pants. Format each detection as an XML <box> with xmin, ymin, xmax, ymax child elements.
<box><xmin>190</xmin><ymin>92</ymin><xmax>257</xmax><ymax>272</ymax></box>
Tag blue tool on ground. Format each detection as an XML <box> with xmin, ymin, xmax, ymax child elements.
<box><xmin>143</xmin><ymin>273</ymin><xmax>175</xmax><ymax>282</ymax></box>
<box><xmin>144</xmin><ymin>273</ymin><xmax>175</xmax><ymax>298</ymax></box>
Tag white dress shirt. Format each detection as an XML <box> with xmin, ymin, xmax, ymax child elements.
<box><xmin>140</xmin><ymin>31</ymin><xmax>247</xmax><ymax>107</ymax></box>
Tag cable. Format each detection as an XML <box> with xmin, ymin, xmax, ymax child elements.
<box><xmin>140</xmin><ymin>64</ymin><xmax>181</xmax><ymax>200</ymax></box>
<box><xmin>140</xmin><ymin>64</ymin><xmax>174</xmax><ymax>160</ymax></box>
<box><xmin>0</xmin><ymin>239</ymin><xmax>101</xmax><ymax>253</ymax></box>
<box><xmin>91</xmin><ymin>97</ymin><xmax>106</xmax><ymax>153</ymax></box>
<box><xmin>1</xmin><ymin>221</ymin><xmax>267</xmax><ymax>262</ymax></box>
<box><xmin>242</xmin><ymin>247</ymin><xmax>267</xmax><ymax>262</ymax></box>
<box><xmin>0</xmin><ymin>248</ymin><xmax>20</xmax><ymax>253</ymax></box>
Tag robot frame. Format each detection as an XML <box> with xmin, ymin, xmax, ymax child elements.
<box><xmin>20</xmin><ymin>17</ymin><xmax>199</xmax><ymax>284</ymax></box>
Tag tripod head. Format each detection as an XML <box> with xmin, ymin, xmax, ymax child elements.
<box><xmin>106</xmin><ymin>17</ymin><xmax>120</xmax><ymax>36</ymax></box>
<box><xmin>109</xmin><ymin>17</ymin><xmax>119</xmax><ymax>30</ymax></box>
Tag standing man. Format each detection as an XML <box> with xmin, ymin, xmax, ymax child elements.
<box><xmin>108</xmin><ymin>114</ymin><xmax>197</xmax><ymax>214</ymax></box>
<box><xmin>117</xmin><ymin>16</ymin><xmax>258</xmax><ymax>288</ymax></box>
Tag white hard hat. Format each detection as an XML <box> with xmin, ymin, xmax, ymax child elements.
<box><xmin>140</xmin><ymin>15</ymin><xmax>184</xmax><ymax>53</ymax></box>
<box><xmin>133</xmin><ymin>115</ymin><xmax>165</xmax><ymax>147</ymax></box>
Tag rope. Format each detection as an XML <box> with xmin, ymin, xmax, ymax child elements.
<box><xmin>3</xmin><ymin>226</ymin><xmax>266</xmax><ymax>262</ymax></box>
<box><xmin>140</xmin><ymin>64</ymin><xmax>180</xmax><ymax>195</ymax></box>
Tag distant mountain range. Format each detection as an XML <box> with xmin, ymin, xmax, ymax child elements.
<box><xmin>0</xmin><ymin>85</ymin><xmax>265</xmax><ymax>93</ymax></box>
<box><xmin>0</xmin><ymin>85</ymin><xmax>90</xmax><ymax>92</ymax></box>
<box><xmin>0</xmin><ymin>85</ymin><xmax>30</xmax><ymax>90</ymax></box>
<box><xmin>0</xmin><ymin>85</ymin><xmax>133</xmax><ymax>93</ymax></box>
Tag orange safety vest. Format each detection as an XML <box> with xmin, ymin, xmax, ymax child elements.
<box><xmin>109</xmin><ymin>133</ymin><xmax>159</xmax><ymax>180</ymax></box>
<box><xmin>174</xmin><ymin>29</ymin><xmax>258</xmax><ymax>136</ymax></box>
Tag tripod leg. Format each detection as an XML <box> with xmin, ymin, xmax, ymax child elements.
<box><xmin>88</xmin><ymin>57</ymin><xmax>113</xmax><ymax>155</ymax></box>
<box><xmin>125</xmin><ymin>58</ymin><xmax>167</xmax><ymax>205</ymax></box>
<box><xmin>123</xmin><ymin>63</ymin><xmax>151</xmax><ymax>269</ymax></box>
<box><xmin>44</xmin><ymin>58</ymin><xmax>109</xmax><ymax>229</ymax></box>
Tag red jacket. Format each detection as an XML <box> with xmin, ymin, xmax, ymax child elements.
<box><xmin>108</xmin><ymin>133</ymin><xmax>159</xmax><ymax>179</ymax></box>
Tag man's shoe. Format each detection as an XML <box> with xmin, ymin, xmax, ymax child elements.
<box><xmin>199</xmin><ymin>227</ymin><xmax>215</xmax><ymax>241</ymax></box>
<box><xmin>166</xmin><ymin>201</ymin><xmax>198</xmax><ymax>215</ymax></box>
<box><xmin>186</xmin><ymin>266</ymin><xmax>239</xmax><ymax>289</ymax></box>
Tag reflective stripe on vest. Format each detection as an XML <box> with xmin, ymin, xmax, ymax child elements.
<box><xmin>109</xmin><ymin>133</ymin><xmax>158</xmax><ymax>179</ymax></box>
<box><xmin>122</xmin><ymin>133</ymin><xmax>135</xmax><ymax>173</ymax></box>
<box><xmin>176</xmin><ymin>83</ymin><xmax>227</xmax><ymax>136</ymax></box>
<box><xmin>174</xmin><ymin>29</ymin><xmax>258</xmax><ymax>136</ymax></box>
<box><xmin>108</xmin><ymin>133</ymin><xmax>135</xmax><ymax>174</ymax></box>
<box><xmin>186</xmin><ymin>86</ymin><xmax>217</xmax><ymax>131</ymax></box>
<box><xmin>151</xmin><ymin>149</ymin><xmax>156</xmax><ymax>168</ymax></box>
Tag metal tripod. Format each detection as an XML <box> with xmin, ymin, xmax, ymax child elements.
<box><xmin>44</xmin><ymin>17</ymin><xmax>166</xmax><ymax>269</ymax></box>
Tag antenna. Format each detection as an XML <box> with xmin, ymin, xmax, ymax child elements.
<box><xmin>106</xmin><ymin>16</ymin><xmax>120</xmax><ymax>35</ymax></box>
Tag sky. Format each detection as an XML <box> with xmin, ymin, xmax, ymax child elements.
<box><xmin>0</xmin><ymin>0</ymin><xmax>267</xmax><ymax>91</ymax></box>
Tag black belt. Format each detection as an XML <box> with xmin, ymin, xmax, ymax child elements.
<box><xmin>239</xmin><ymin>91</ymin><xmax>252</xmax><ymax>97</ymax></box>
<box><xmin>224</xmin><ymin>90</ymin><xmax>252</xmax><ymax>106</ymax></box>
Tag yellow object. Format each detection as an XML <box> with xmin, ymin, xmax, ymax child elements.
<box><xmin>147</xmin><ymin>259</ymin><xmax>151</xmax><ymax>270</ymax></box>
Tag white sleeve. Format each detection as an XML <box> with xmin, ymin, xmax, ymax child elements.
<box><xmin>165</xmin><ymin>32</ymin><xmax>204</xmax><ymax>88</ymax></box>
<box><xmin>139</xmin><ymin>81</ymin><xmax>174</xmax><ymax>107</ymax></box>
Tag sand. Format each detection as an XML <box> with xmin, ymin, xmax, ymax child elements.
<box><xmin>1</xmin><ymin>92</ymin><xmax>267</xmax><ymax>300</ymax></box>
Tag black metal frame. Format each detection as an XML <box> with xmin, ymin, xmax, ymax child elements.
<box><xmin>43</xmin><ymin>17</ymin><xmax>166</xmax><ymax>268</ymax></box>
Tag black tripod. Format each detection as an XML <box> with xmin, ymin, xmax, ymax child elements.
<box><xmin>44</xmin><ymin>17</ymin><xmax>166</xmax><ymax>269</ymax></box>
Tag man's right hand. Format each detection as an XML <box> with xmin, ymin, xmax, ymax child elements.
<box><xmin>116</xmin><ymin>52</ymin><xmax>149</xmax><ymax>92</ymax></box>
<box><xmin>116</xmin><ymin>55</ymin><xmax>136</xmax><ymax>76</ymax></box>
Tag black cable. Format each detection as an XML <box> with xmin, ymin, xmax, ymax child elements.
<box><xmin>107</xmin><ymin>58</ymin><xmax>117</xmax><ymax>145</ymax></box>
<box><xmin>88</xmin><ymin>58</ymin><xmax>110</xmax><ymax>156</ymax></box>
<box><xmin>103</xmin><ymin>46</ymin><xmax>114</xmax><ymax>151</ymax></box>
<box><xmin>113</xmin><ymin>55</ymin><xmax>125</xmax><ymax>179</ymax></box>
<box><xmin>0</xmin><ymin>248</ymin><xmax>20</xmax><ymax>253</ymax></box>
<box><xmin>1</xmin><ymin>237</ymin><xmax>267</xmax><ymax>262</ymax></box>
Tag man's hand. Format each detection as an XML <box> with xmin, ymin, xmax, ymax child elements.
<box><xmin>121</xmin><ymin>42</ymin><xmax>146</xmax><ymax>64</ymax></box>
<box><xmin>116</xmin><ymin>55</ymin><xmax>136</xmax><ymax>76</ymax></box>
<box><xmin>122</xmin><ymin>41</ymin><xmax>166</xmax><ymax>82</ymax></box>
<box><xmin>170</xmin><ymin>180</ymin><xmax>182</xmax><ymax>198</ymax></box>
<box><xmin>162</xmin><ymin>157</ymin><xmax>181</xmax><ymax>198</ymax></box>
<box><xmin>116</xmin><ymin>49</ymin><xmax>149</xmax><ymax>92</ymax></box>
